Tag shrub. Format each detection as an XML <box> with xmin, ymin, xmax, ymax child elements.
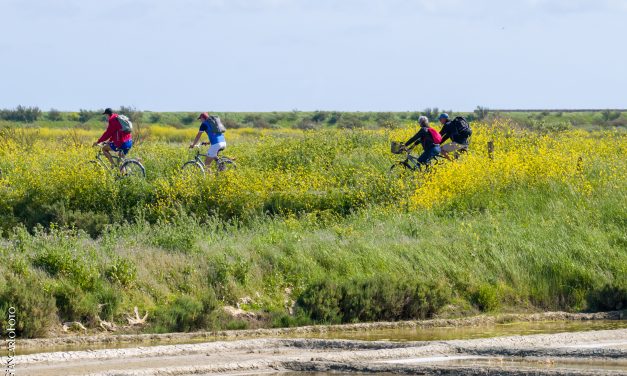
<box><xmin>52</xmin><ymin>281</ymin><xmax>99</xmax><ymax>322</ymax></box>
<box><xmin>243</xmin><ymin>114</ymin><xmax>271</xmax><ymax>129</ymax></box>
<box><xmin>148</xmin><ymin>112</ymin><xmax>162</xmax><ymax>123</ymax></box>
<box><xmin>78</xmin><ymin>109</ymin><xmax>96</xmax><ymax>123</ymax></box>
<box><xmin>0</xmin><ymin>275</ymin><xmax>57</xmax><ymax>338</ymax></box>
<box><xmin>181</xmin><ymin>113</ymin><xmax>196</xmax><ymax>125</ymax></box>
<box><xmin>375</xmin><ymin>112</ymin><xmax>399</xmax><ymax>128</ymax></box>
<box><xmin>297</xmin><ymin>280</ymin><xmax>343</xmax><ymax>323</ymax></box>
<box><xmin>471</xmin><ymin>284</ymin><xmax>500</xmax><ymax>312</ymax></box>
<box><xmin>152</xmin><ymin>292</ymin><xmax>218</xmax><ymax>332</ymax></box>
<box><xmin>119</xmin><ymin>106</ymin><xmax>143</xmax><ymax>124</ymax></box>
<box><xmin>296</xmin><ymin>119</ymin><xmax>321</xmax><ymax>130</ymax></box>
<box><xmin>105</xmin><ymin>257</ymin><xmax>138</xmax><ymax>288</ymax></box>
<box><xmin>601</xmin><ymin>109</ymin><xmax>621</xmax><ymax>122</ymax></box>
<box><xmin>223</xmin><ymin>118</ymin><xmax>243</xmax><ymax>129</ymax></box>
<box><xmin>48</xmin><ymin>109</ymin><xmax>63</xmax><ymax>121</ymax></box>
<box><xmin>95</xmin><ymin>285</ymin><xmax>121</xmax><ymax>321</ymax></box>
<box><xmin>0</xmin><ymin>106</ymin><xmax>41</xmax><ymax>122</ymax></box>
<box><xmin>587</xmin><ymin>284</ymin><xmax>627</xmax><ymax>311</ymax></box>
<box><xmin>336</xmin><ymin>114</ymin><xmax>365</xmax><ymax>129</ymax></box>
<box><xmin>310</xmin><ymin>111</ymin><xmax>328</xmax><ymax>123</ymax></box>
<box><xmin>297</xmin><ymin>277</ymin><xmax>449</xmax><ymax>323</ymax></box>
<box><xmin>326</xmin><ymin>111</ymin><xmax>341</xmax><ymax>124</ymax></box>
<box><xmin>474</xmin><ymin>105</ymin><xmax>489</xmax><ymax>120</ymax></box>
<box><xmin>422</xmin><ymin>108</ymin><xmax>439</xmax><ymax>121</ymax></box>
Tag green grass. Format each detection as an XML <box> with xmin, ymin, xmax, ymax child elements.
<box><xmin>0</xmin><ymin>181</ymin><xmax>625</xmax><ymax>337</ymax></box>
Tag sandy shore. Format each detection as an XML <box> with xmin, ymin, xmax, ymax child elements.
<box><xmin>14</xmin><ymin>327</ymin><xmax>627</xmax><ymax>375</ymax></box>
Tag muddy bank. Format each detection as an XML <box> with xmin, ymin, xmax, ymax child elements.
<box><xmin>13</xmin><ymin>328</ymin><xmax>627</xmax><ymax>375</ymax></box>
<box><xmin>19</xmin><ymin>310</ymin><xmax>626</xmax><ymax>351</ymax></box>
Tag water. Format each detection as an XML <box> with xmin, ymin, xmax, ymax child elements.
<box><xmin>18</xmin><ymin>320</ymin><xmax>627</xmax><ymax>356</ymax></box>
<box><xmin>292</xmin><ymin>319</ymin><xmax>627</xmax><ymax>342</ymax></box>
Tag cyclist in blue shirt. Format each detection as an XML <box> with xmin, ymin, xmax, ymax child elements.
<box><xmin>189</xmin><ymin>112</ymin><xmax>227</xmax><ymax>169</ymax></box>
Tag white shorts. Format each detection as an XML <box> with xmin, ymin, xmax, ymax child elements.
<box><xmin>207</xmin><ymin>142</ymin><xmax>226</xmax><ymax>158</ymax></box>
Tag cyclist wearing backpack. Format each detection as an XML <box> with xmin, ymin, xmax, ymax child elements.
<box><xmin>93</xmin><ymin>108</ymin><xmax>133</xmax><ymax>165</ymax></box>
<box><xmin>189</xmin><ymin>112</ymin><xmax>227</xmax><ymax>168</ymax></box>
<box><xmin>438</xmin><ymin>113</ymin><xmax>472</xmax><ymax>160</ymax></box>
<box><xmin>403</xmin><ymin>116</ymin><xmax>442</xmax><ymax>164</ymax></box>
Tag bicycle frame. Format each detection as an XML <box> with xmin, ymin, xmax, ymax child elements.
<box><xmin>91</xmin><ymin>144</ymin><xmax>146</xmax><ymax>178</ymax></box>
<box><xmin>392</xmin><ymin>144</ymin><xmax>444</xmax><ymax>172</ymax></box>
<box><xmin>182</xmin><ymin>144</ymin><xmax>235</xmax><ymax>175</ymax></box>
<box><xmin>94</xmin><ymin>149</ymin><xmax>123</xmax><ymax>170</ymax></box>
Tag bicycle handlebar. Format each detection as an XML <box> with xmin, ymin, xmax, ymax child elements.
<box><xmin>190</xmin><ymin>142</ymin><xmax>210</xmax><ymax>149</ymax></box>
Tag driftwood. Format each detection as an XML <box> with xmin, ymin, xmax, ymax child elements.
<box><xmin>62</xmin><ymin>321</ymin><xmax>87</xmax><ymax>333</ymax></box>
<box><xmin>97</xmin><ymin>317</ymin><xmax>118</xmax><ymax>332</ymax></box>
<box><xmin>126</xmin><ymin>306</ymin><xmax>148</xmax><ymax>326</ymax></box>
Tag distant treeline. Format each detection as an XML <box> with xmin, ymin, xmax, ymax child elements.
<box><xmin>492</xmin><ymin>109</ymin><xmax>627</xmax><ymax>112</ymax></box>
<box><xmin>1</xmin><ymin>105</ymin><xmax>625</xmax><ymax>130</ymax></box>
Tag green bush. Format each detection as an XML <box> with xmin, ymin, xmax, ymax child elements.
<box><xmin>0</xmin><ymin>106</ymin><xmax>41</xmax><ymax>122</ymax></box>
<box><xmin>181</xmin><ymin>113</ymin><xmax>196</xmax><ymax>125</ymax></box>
<box><xmin>148</xmin><ymin>113</ymin><xmax>162</xmax><ymax>123</ymax></box>
<box><xmin>48</xmin><ymin>109</ymin><xmax>63</xmax><ymax>121</ymax></box>
<box><xmin>152</xmin><ymin>292</ymin><xmax>218</xmax><ymax>332</ymax></box>
<box><xmin>105</xmin><ymin>257</ymin><xmax>137</xmax><ymax>288</ymax></box>
<box><xmin>297</xmin><ymin>279</ymin><xmax>343</xmax><ymax>323</ymax></box>
<box><xmin>78</xmin><ymin>109</ymin><xmax>97</xmax><ymax>123</ymax></box>
<box><xmin>298</xmin><ymin>277</ymin><xmax>449</xmax><ymax>323</ymax></box>
<box><xmin>0</xmin><ymin>275</ymin><xmax>57</xmax><ymax>338</ymax></box>
<box><xmin>471</xmin><ymin>284</ymin><xmax>500</xmax><ymax>312</ymax></box>
<box><xmin>587</xmin><ymin>284</ymin><xmax>627</xmax><ymax>311</ymax></box>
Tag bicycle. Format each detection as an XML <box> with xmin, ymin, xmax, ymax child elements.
<box><xmin>389</xmin><ymin>141</ymin><xmax>445</xmax><ymax>174</ymax></box>
<box><xmin>89</xmin><ymin>143</ymin><xmax>146</xmax><ymax>178</ymax></box>
<box><xmin>181</xmin><ymin>142</ymin><xmax>236</xmax><ymax>175</ymax></box>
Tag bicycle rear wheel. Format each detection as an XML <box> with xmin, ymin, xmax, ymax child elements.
<box><xmin>216</xmin><ymin>157</ymin><xmax>236</xmax><ymax>172</ymax></box>
<box><xmin>120</xmin><ymin>160</ymin><xmax>146</xmax><ymax>178</ymax></box>
<box><xmin>181</xmin><ymin>161</ymin><xmax>205</xmax><ymax>175</ymax></box>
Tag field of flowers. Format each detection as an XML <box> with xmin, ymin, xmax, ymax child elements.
<box><xmin>0</xmin><ymin>121</ymin><xmax>625</xmax><ymax>337</ymax></box>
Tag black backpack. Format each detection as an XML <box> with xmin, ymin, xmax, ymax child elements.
<box><xmin>450</xmin><ymin>116</ymin><xmax>472</xmax><ymax>138</ymax></box>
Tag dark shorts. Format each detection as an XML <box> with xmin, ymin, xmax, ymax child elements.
<box><xmin>109</xmin><ymin>140</ymin><xmax>133</xmax><ymax>155</ymax></box>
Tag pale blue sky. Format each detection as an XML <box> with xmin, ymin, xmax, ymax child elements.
<box><xmin>1</xmin><ymin>0</ymin><xmax>626</xmax><ymax>111</ymax></box>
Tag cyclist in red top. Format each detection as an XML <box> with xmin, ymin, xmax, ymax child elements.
<box><xmin>93</xmin><ymin>108</ymin><xmax>133</xmax><ymax>165</ymax></box>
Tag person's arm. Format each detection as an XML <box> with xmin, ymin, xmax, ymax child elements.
<box><xmin>94</xmin><ymin>122</ymin><xmax>114</xmax><ymax>146</ymax></box>
<box><xmin>189</xmin><ymin>131</ymin><xmax>203</xmax><ymax>148</ymax></box>
<box><xmin>439</xmin><ymin>124</ymin><xmax>451</xmax><ymax>144</ymax></box>
<box><xmin>405</xmin><ymin>128</ymin><xmax>425</xmax><ymax>147</ymax></box>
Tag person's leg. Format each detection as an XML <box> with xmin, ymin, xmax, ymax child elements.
<box><xmin>441</xmin><ymin>142</ymin><xmax>465</xmax><ymax>160</ymax></box>
<box><xmin>418</xmin><ymin>146</ymin><xmax>441</xmax><ymax>165</ymax></box>
<box><xmin>204</xmin><ymin>143</ymin><xmax>220</xmax><ymax>169</ymax></box>
<box><xmin>440</xmin><ymin>143</ymin><xmax>455</xmax><ymax>160</ymax></box>
<box><xmin>417</xmin><ymin>150</ymin><xmax>431</xmax><ymax>164</ymax></box>
<box><xmin>102</xmin><ymin>143</ymin><xmax>116</xmax><ymax>165</ymax></box>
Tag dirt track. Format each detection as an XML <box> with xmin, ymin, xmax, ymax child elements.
<box><xmin>15</xmin><ymin>328</ymin><xmax>627</xmax><ymax>375</ymax></box>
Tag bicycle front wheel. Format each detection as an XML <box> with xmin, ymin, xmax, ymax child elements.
<box><xmin>120</xmin><ymin>160</ymin><xmax>146</xmax><ymax>178</ymax></box>
<box><xmin>388</xmin><ymin>162</ymin><xmax>408</xmax><ymax>177</ymax></box>
<box><xmin>181</xmin><ymin>161</ymin><xmax>205</xmax><ymax>175</ymax></box>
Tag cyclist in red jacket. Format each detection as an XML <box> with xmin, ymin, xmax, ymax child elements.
<box><xmin>93</xmin><ymin>108</ymin><xmax>133</xmax><ymax>165</ymax></box>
